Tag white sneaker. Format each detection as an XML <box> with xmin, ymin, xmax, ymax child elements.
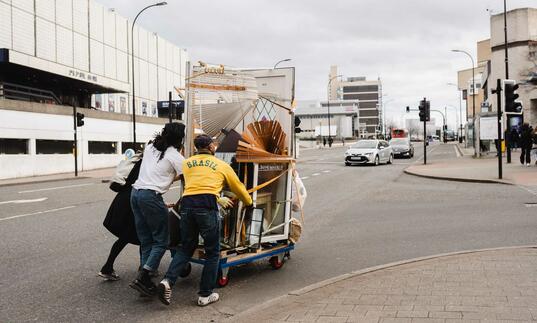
<box><xmin>197</xmin><ymin>292</ymin><xmax>219</xmax><ymax>306</ymax></box>
<box><xmin>157</xmin><ymin>279</ymin><xmax>172</xmax><ymax>305</ymax></box>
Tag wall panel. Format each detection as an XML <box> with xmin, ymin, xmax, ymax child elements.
<box><xmin>56</xmin><ymin>0</ymin><xmax>72</xmax><ymax>29</ymax></box>
<box><xmin>56</xmin><ymin>25</ymin><xmax>73</xmax><ymax>66</ymax></box>
<box><xmin>0</xmin><ymin>2</ymin><xmax>12</xmax><ymax>49</ymax></box>
<box><xmin>73</xmin><ymin>0</ymin><xmax>88</xmax><ymax>35</ymax></box>
<box><xmin>12</xmin><ymin>8</ymin><xmax>34</xmax><ymax>55</ymax></box>
<box><xmin>73</xmin><ymin>32</ymin><xmax>89</xmax><ymax>70</ymax></box>
<box><xmin>90</xmin><ymin>39</ymin><xmax>104</xmax><ymax>75</ymax></box>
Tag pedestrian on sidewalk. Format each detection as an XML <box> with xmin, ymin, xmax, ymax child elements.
<box><xmin>129</xmin><ymin>122</ymin><xmax>185</xmax><ymax>296</ymax></box>
<box><xmin>157</xmin><ymin>134</ymin><xmax>252</xmax><ymax>307</ymax></box>
<box><xmin>98</xmin><ymin>156</ymin><xmax>142</xmax><ymax>281</ymax></box>
<box><xmin>323</xmin><ymin>137</ymin><xmax>326</xmax><ymax>147</ymax></box>
<box><xmin>519</xmin><ymin>123</ymin><xmax>533</xmax><ymax>166</ymax></box>
<box><xmin>511</xmin><ymin>129</ymin><xmax>520</xmax><ymax>151</ymax></box>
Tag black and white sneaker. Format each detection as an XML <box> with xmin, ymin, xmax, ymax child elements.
<box><xmin>129</xmin><ymin>270</ymin><xmax>156</xmax><ymax>296</ymax></box>
<box><xmin>97</xmin><ymin>271</ymin><xmax>120</xmax><ymax>281</ymax></box>
<box><xmin>157</xmin><ymin>279</ymin><xmax>172</xmax><ymax>305</ymax></box>
<box><xmin>197</xmin><ymin>292</ymin><xmax>219</xmax><ymax>306</ymax></box>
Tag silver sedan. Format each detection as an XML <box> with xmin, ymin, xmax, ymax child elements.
<box><xmin>344</xmin><ymin>140</ymin><xmax>393</xmax><ymax>166</ymax></box>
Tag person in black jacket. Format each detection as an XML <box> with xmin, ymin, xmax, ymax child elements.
<box><xmin>98</xmin><ymin>159</ymin><xmax>142</xmax><ymax>281</ymax></box>
<box><xmin>519</xmin><ymin>123</ymin><xmax>533</xmax><ymax>166</ymax></box>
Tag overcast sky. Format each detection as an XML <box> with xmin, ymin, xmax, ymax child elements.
<box><xmin>106</xmin><ymin>0</ymin><xmax>536</xmax><ymax>128</ymax></box>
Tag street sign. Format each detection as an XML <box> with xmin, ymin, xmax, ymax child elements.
<box><xmin>480</xmin><ymin>116</ymin><xmax>503</xmax><ymax>140</ymax></box>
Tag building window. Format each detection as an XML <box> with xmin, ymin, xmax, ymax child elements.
<box><xmin>343</xmin><ymin>85</ymin><xmax>378</xmax><ymax>93</ymax></box>
<box><xmin>121</xmin><ymin>142</ymin><xmax>145</xmax><ymax>154</ymax></box>
<box><xmin>343</xmin><ymin>93</ymin><xmax>378</xmax><ymax>101</ymax></box>
<box><xmin>36</xmin><ymin>140</ymin><xmax>73</xmax><ymax>154</ymax></box>
<box><xmin>89</xmin><ymin>141</ymin><xmax>117</xmax><ymax>154</ymax></box>
<box><xmin>0</xmin><ymin>138</ymin><xmax>29</xmax><ymax>154</ymax></box>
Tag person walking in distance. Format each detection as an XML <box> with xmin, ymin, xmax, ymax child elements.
<box><xmin>129</xmin><ymin>122</ymin><xmax>185</xmax><ymax>296</ymax></box>
<box><xmin>519</xmin><ymin>123</ymin><xmax>533</xmax><ymax>166</ymax></box>
<box><xmin>157</xmin><ymin>134</ymin><xmax>252</xmax><ymax>307</ymax></box>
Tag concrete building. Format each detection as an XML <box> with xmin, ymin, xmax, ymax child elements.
<box><xmin>328</xmin><ymin>66</ymin><xmax>382</xmax><ymax>137</ymax></box>
<box><xmin>484</xmin><ymin>8</ymin><xmax>537</xmax><ymax>126</ymax></box>
<box><xmin>0</xmin><ymin>0</ymin><xmax>187</xmax><ymax>179</ymax></box>
<box><xmin>294</xmin><ymin>100</ymin><xmax>361</xmax><ymax>139</ymax></box>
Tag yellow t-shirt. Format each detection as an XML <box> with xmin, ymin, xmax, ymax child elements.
<box><xmin>182</xmin><ymin>154</ymin><xmax>252</xmax><ymax>206</ymax></box>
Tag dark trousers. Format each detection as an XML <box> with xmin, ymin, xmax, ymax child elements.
<box><xmin>101</xmin><ymin>238</ymin><xmax>129</xmax><ymax>273</ymax></box>
<box><xmin>164</xmin><ymin>207</ymin><xmax>220</xmax><ymax>297</ymax></box>
<box><xmin>130</xmin><ymin>188</ymin><xmax>169</xmax><ymax>272</ymax></box>
<box><xmin>520</xmin><ymin>148</ymin><xmax>531</xmax><ymax>164</ymax></box>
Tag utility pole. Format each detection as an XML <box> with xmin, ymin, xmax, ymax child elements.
<box><xmin>168</xmin><ymin>91</ymin><xmax>173</xmax><ymax>123</ymax></box>
<box><xmin>493</xmin><ymin>79</ymin><xmax>503</xmax><ymax>179</ymax></box>
<box><xmin>504</xmin><ymin>0</ymin><xmax>511</xmax><ymax>164</ymax></box>
<box><xmin>72</xmin><ymin>103</ymin><xmax>78</xmax><ymax>177</ymax></box>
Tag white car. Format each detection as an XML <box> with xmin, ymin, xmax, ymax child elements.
<box><xmin>344</xmin><ymin>140</ymin><xmax>393</xmax><ymax>166</ymax></box>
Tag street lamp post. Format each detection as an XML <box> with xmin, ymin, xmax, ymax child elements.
<box><xmin>131</xmin><ymin>2</ymin><xmax>167</xmax><ymax>146</ymax></box>
<box><xmin>447</xmin><ymin>82</ymin><xmax>464</xmax><ymax>143</ymax></box>
<box><xmin>451</xmin><ymin>49</ymin><xmax>476</xmax><ymax>157</ymax></box>
<box><xmin>273</xmin><ymin>58</ymin><xmax>291</xmax><ymax>69</ymax></box>
<box><xmin>327</xmin><ymin>74</ymin><xmax>343</xmax><ymax>147</ymax></box>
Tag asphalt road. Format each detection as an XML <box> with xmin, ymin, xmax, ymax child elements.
<box><xmin>2</xmin><ymin>142</ymin><xmax>537</xmax><ymax>322</ymax></box>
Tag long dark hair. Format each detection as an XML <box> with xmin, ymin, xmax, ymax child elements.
<box><xmin>150</xmin><ymin>122</ymin><xmax>185</xmax><ymax>160</ymax></box>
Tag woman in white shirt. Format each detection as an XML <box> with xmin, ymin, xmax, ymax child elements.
<box><xmin>129</xmin><ymin>122</ymin><xmax>185</xmax><ymax>296</ymax></box>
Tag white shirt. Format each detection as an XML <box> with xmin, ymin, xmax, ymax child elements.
<box><xmin>133</xmin><ymin>144</ymin><xmax>184</xmax><ymax>194</ymax></box>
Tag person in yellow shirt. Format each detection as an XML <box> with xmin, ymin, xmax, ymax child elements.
<box><xmin>158</xmin><ymin>134</ymin><xmax>252</xmax><ymax>306</ymax></box>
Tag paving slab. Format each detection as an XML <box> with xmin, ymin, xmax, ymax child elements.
<box><xmin>231</xmin><ymin>247</ymin><xmax>537</xmax><ymax>322</ymax></box>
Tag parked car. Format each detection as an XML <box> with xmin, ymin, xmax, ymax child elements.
<box><xmin>389</xmin><ymin>138</ymin><xmax>414</xmax><ymax>158</ymax></box>
<box><xmin>344</xmin><ymin>139</ymin><xmax>393</xmax><ymax>166</ymax></box>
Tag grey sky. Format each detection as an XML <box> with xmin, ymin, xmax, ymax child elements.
<box><xmin>106</xmin><ymin>0</ymin><xmax>536</xmax><ymax>128</ymax></box>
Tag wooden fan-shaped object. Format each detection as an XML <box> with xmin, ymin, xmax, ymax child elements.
<box><xmin>236</xmin><ymin>121</ymin><xmax>293</xmax><ymax>163</ymax></box>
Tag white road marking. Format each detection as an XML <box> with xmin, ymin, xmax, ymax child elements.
<box><xmin>312</xmin><ymin>173</ymin><xmax>320</xmax><ymax>176</ymax></box>
<box><xmin>0</xmin><ymin>206</ymin><xmax>76</xmax><ymax>222</ymax></box>
<box><xmin>18</xmin><ymin>183</ymin><xmax>94</xmax><ymax>194</ymax></box>
<box><xmin>0</xmin><ymin>197</ymin><xmax>48</xmax><ymax>205</ymax></box>
<box><xmin>454</xmin><ymin>146</ymin><xmax>462</xmax><ymax>157</ymax></box>
<box><xmin>301</xmin><ymin>176</ymin><xmax>309</xmax><ymax>180</ymax></box>
<box><xmin>322</xmin><ymin>170</ymin><xmax>331</xmax><ymax>173</ymax></box>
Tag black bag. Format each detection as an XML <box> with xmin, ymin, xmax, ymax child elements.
<box><xmin>168</xmin><ymin>199</ymin><xmax>182</xmax><ymax>248</ymax></box>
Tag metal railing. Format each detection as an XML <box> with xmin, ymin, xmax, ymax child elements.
<box><xmin>0</xmin><ymin>82</ymin><xmax>62</xmax><ymax>105</ymax></box>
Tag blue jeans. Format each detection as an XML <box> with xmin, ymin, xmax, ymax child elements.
<box><xmin>130</xmin><ymin>188</ymin><xmax>169</xmax><ymax>272</ymax></box>
<box><xmin>164</xmin><ymin>207</ymin><xmax>220</xmax><ymax>297</ymax></box>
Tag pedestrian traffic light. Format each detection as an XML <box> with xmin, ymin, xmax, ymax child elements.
<box><xmin>76</xmin><ymin>112</ymin><xmax>85</xmax><ymax>127</ymax></box>
<box><xmin>503</xmin><ymin>79</ymin><xmax>522</xmax><ymax>114</ymax></box>
<box><xmin>406</xmin><ymin>106</ymin><xmax>410</xmax><ymax>113</ymax></box>
<box><xmin>294</xmin><ymin>115</ymin><xmax>301</xmax><ymax>133</ymax></box>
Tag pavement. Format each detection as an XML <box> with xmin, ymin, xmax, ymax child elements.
<box><xmin>3</xmin><ymin>143</ymin><xmax>537</xmax><ymax>322</ymax></box>
<box><xmin>0</xmin><ymin>167</ymin><xmax>115</xmax><ymax>187</ymax></box>
<box><xmin>405</xmin><ymin>143</ymin><xmax>537</xmax><ymax>186</ymax></box>
<box><xmin>233</xmin><ymin>246</ymin><xmax>537</xmax><ymax>322</ymax></box>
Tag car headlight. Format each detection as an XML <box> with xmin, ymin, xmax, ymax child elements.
<box><xmin>364</xmin><ymin>152</ymin><xmax>373</xmax><ymax>156</ymax></box>
<box><xmin>345</xmin><ymin>152</ymin><xmax>350</xmax><ymax>156</ymax></box>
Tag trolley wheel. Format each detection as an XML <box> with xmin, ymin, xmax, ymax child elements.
<box><xmin>269</xmin><ymin>256</ymin><xmax>284</xmax><ymax>270</ymax></box>
<box><xmin>217</xmin><ymin>271</ymin><xmax>229</xmax><ymax>288</ymax></box>
<box><xmin>179</xmin><ymin>262</ymin><xmax>192</xmax><ymax>278</ymax></box>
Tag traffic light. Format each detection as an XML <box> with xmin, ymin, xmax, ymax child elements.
<box><xmin>503</xmin><ymin>79</ymin><xmax>522</xmax><ymax>114</ymax></box>
<box><xmin>76</xmin><ymin>112</ymin><xmax>85</xmax><ymax>127</ymax></box>
<box><xmin>443</xmin><ymin>125</ymin><xmax>447</xmax><ymax>131</ymax></box>
<box><xmin>406</xmin><ymin>106</ymin><xmax>410</xmax><ymax>113</ymax></box>
<box><xmin>294</xmin><ymin>115</ymin><xmax>302</xmax><ymax>133</ymax></box>
<box><xmin>418</xmin><ymin>99</ymin><xmax>430</xmax><ymax>122</ymax></box>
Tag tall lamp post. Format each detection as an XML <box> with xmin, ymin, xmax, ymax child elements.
<box><xmin>131</xmin><ymin>2</ymin><xmax>167</xmax><ymax>146</ymax></box>
<box><xmin>447</xmin><ymin>82</ymin><xmax>464</xmax><ymax>143</ymax></box>
<box><xmin>273</xmin><ymin>58</ymin><xmax>291</xmax><ymax>69</ymax></box>
<box><xmin>327</xmin><ymin>74</ymin><xmax>343</xmax><ymax>147</ymax></box>
<box><xmin>451</xmin><ymin>49</ymin><xmax>476</xmax><ymax>157</ymax></box>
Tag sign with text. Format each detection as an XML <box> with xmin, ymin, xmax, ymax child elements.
<box><xmin>480</xmin><ymin>116</ymin><xmax>503</xmax><ymax>140</ymax></box>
